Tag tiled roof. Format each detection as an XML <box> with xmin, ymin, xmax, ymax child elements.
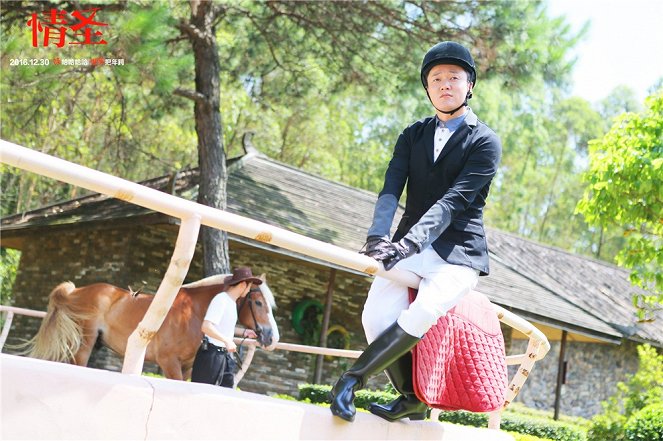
<box><xmin>226</xmin><ymin>154</ymin><xmax>388</xmax><ymax>250</ymax></box>
<box><xmin>2</xmin><ymin>151</ymin><xmax>661</xmax><ymax>346</ymax></box>
<box><xmin>476</xmin><ymin>256</ymin><xmax>623</xmax><ymax>340</ymax></box>
<box><xmin>483</xmin><ymin>229</ymin><xmax>663</xmax><ymax>345</ymax></box>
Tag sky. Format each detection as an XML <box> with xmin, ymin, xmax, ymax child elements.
<box><xmin>547</xmin><ymin>0</ymin><xmax>663</xmax><ymax>104</ymax></box>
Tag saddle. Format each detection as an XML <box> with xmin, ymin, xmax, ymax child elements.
<box><xmin>409</xmin><ymin>288</ymin><xmax>508</xmax><ymax>412</ymax></box>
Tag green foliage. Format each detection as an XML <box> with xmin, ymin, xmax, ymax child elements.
<box><xmin>588</xmin><ymin>410</ymin><xmax>627</xmax><ymax>441</ymax></box>
<box><xmin>1</xmin><ymin>0</ymin><xmax>611</xmax><ymax>283</ymax></box>
<box><xmin>228</xmin><ymin>0</ymin><xmax>585</xmax><ymax>196</ymax></box>
<box><xmin>478</xmin><ymin>80</ymin><xmax>612</xmax><ymax>257</ymax></box>
<box><xmin>298</xmin><ymin>383</ymin><xmax>332</xmax><ymax>404</ymax></box>
<box><xmin>500</xmin><ymin>413</ymin><xmax>587</xmax><ymax>441</ymax></box>
<box><xmin>0</xmin><ymin>2</ymin><xmax>197</xmax><ymax>214</ymax></box>
<box><xmin>577</xmin><ymin>92</ymin><xmax>663</xmax><ymax>318</ymax></box>
<box><xmin>598</xmin><ymin>86</ymin><xmax>643</xmax><ymax>120</ymax></box>
<box><xmin>141</xmin><ymin>371</ymin><xmax>165</xmax><ymax>379</ymax></box>
<box><xmin>297</xmin><ymin>383</ymin><xmax>397</xmax><ymax>410</ymax></box>
<box><xmin>624</xmin><ymin>403</ymin><xmax>663</xmax><ymax>441</ymax></box>
<box><xmin>620</xmin><ymin>345</ymin><xmax>663</xmax><ymax>416</ymax></box>
<box><xmin>298</xmin><ymin>383</ymin><xmax>586</xmax><ymax>440</ymax></box>
<box><xmin>0</xmin><ymin>248</ymin><xmax>20</xmax><ymax>306</ymax></box>
<box><xmin>510</xmin><ymin>433</ymin><xmax>555</xmax><ymax>441</ymax></box>
<box><xmin>439</xmin><ymin>410</ymin><xmax>587</xmax><ymax>441</ymax></box>
<box><xmin>271</xmin><ymin>393</ymin><xmax>300</xmax><ymax>402</ymax></box>
<box><xmin>588</xmin><ymin>344</ymin><xmax>663</xmax><ymax>441</ymax></box>
<box><xmin>505</xmin><ymin>402</ymin><xmax>591</xmax><ymax>430</ymax></box>
<box><xmin>474</xmin><ymin>75</ymin><xmax>654</xmax><ymax>268</ymax></box>
<box><xmin>478</xmin><ymin>0</ymin><xmax>582</xmax><ymax>87</ymax></box>
<box><xmin>437</xmin><ymin>409</ymin><xmax>489</xmax><ymax>426</ymax></box>
<box><xmin>1</xmin><ymin>0</ymin><xmax>584</xmax><ymax>215</ymax></box>
<box><xmin>298</xmin><ymin>302</ymin><xmax>323</xmax><ymax>346</ymax></box>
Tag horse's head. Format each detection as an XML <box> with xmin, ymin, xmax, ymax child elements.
<box><xmin>237</xmin><ymin>273</ymin><xmax>279</xmax><ymax>350</ymax></box>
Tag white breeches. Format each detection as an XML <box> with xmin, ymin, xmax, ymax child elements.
<box><xmin>362</xmin><ymin>246</ymin><xmax>479</xmax><ymax>341</ymax></box>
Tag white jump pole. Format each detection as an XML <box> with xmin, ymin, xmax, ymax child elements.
<box><xmin>121</xmin><ymin>215</ymin><xmax>201</xmax><ymax>375</ymax></box>
<box><xmin>0</xmin><ymin>140</ymin><xmax>419</xmax><ymax>287</ymax></box>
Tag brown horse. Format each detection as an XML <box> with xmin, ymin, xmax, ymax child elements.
<box><xmin>26</xmin><ymin>274</ymin><xmax>279</xmax><ymax>380</ymax></box>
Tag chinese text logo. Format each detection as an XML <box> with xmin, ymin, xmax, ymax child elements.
<box><xmin>27</xmin><ymin>8</ymin><xmax>108</xmax><ymax>48</ymax></box>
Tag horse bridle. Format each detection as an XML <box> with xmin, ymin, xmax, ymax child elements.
<box><xmin>237</xmin><ymin>287</ymin><xmax>263</xmax><ymax>336</ymax></box>
<box><xmin>235</xmin><ymin>286</ymin><xmax>263</xmax><ymax>369</ymax></box>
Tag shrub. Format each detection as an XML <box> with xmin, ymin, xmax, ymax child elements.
<box><xmin>500</xmin><ymin>413</ymin><xmax>587</xmax><ymax>441</ymax></box>
<box><xmin>298</xmin><ymin>383</ymin><xmax>332</xmax><ymax>404</ymax></box>
<box><xmin>510</xmin><ymin>433</ymin><xmax>555</xmax><ymax>441</ymax></box>
<box><xmin>299</xmin><ymin>383</ymin><xmax>587</xmax><ymax>440</ymax></box>
<box><xmin>353</xmin><ymin>389</ymin><xmax>398</xmax><ymax>410</ymax></box>
<box><xmin>297</xmin><ymin>383</ymin><xmax>398</xmax><ymax>410</ymax></box>
<box><xmin>437</xmin><ymin>410</ymin><xmax>489</xmax><ymax>427</ymax></box>
<box><xmin>588</xmin><ymin>407</ymin><xmax>627</xmax><ymax>441</ymax></box>
<box><xmin>438</xmin><ymin>410</ymin><xmax>586</xmax><ymax>441</ymax></box>
<box><xmin>505</xmin><ymin>402</ymin><xmax>591</xmax><ymax>429</ymax></box>
<box><xmin>624</xmin><ymin>403</ymin><xmax>663</xmax><ymax>441</ymax></box>
<box><xmin>620</xmin><ymin>346</ymin><xmax>663</xmax><ymax>416</ymax></box>
<box><xmin>271</xmin><ymin>393</ymin><xmax>298</xmax><ymax>401</ymax></box>
<box><xmin>588</xmin><ymin>344</ymin><xmax>663</xmax><ymax>441</ymax></box>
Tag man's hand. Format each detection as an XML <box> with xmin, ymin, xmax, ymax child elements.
<box><xmin>381</xmin><ymin>239</ymin><xmax>417</xmax><ymax>270</ymax></box>
<box><xmin>226</xmin><ymin>341</ymin><xmax>238</xmax><ymax>352</ymax></box>
<box><xmin>243</xmin><ymin>329</ymin><xmax>257</xmax><ymax>339</ymax></box>
<box><xmin>360</xmin><ymin>235</ymin><xmax>394</xmax><ymax>259</ymax></box>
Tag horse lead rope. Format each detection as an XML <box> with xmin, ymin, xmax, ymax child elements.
<box><xmin>234</xmin><ymin>337</ymin><xmax>247</xmax><ymax>369</ymax></box>
<box><xmin>234</xmin><ymin>287</ymin><xmax>261</xmax><ymax>370</ymax></box>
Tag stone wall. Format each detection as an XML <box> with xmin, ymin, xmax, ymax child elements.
<box><xmin>5</xmin><ymin>225</ymin><xmax>177</xmax><ymax>374</ymax></box>
<box><xmin>507</xmin><ymin>337</ymin><xmax>639</xmax><ymax>418</ymax></box>
<box><xmin>3</xmin><ymin>222</ymin><xmax>642</xmax><ymax>417</ymax></box>
<box><xmin>3</xmin><ymin>223</ymin><xmax>385</xmax><ymax>391</ymax></box>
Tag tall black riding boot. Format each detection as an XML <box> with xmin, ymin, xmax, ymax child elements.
<box><xmin>369</xmin><ymin>352</ymin><xmax>430</xmax><ymax>422</ymax></box>
<box><xmin>329</xmin><ymin>322</ymin><xmax>420</xmax><ymax>422</ymax></box>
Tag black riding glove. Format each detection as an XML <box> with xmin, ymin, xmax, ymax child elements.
<box><xmin>380</xmin><ymin>239</ymin><xmax>418</xmax><ymax>271</ymax></box>
<box><xmin>360</xmin><ymin>236</ymin><xmax>394</xmax><ymax>259</ymax></box>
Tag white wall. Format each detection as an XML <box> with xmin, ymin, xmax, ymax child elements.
<box><xmin>1</xmin><ymin>354</ymin><xmax>512</xmax><ymax>440</ymax></box>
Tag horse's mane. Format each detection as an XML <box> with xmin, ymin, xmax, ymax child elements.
<box><xmin>181</xmin><ymin>274</ymin><xmax>230</xmax><ymax>289</ymax></box>
<box><xmin>181</xmin><ymin>274</ymin><xmax>277</xmax><ymax>309</ymax></box>
<box><xmin>259</xmin><ymin>280</ymin><xmax>277</xmax><ymax>310</ymax></box>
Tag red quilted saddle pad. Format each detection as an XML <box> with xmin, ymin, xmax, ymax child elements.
<box><xmin>409</xmin><ymin>288</ymin><xmax>508</xmax><ymax>412</ymax></box>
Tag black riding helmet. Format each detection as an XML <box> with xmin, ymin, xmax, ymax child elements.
<box><xmin>420</xmin><ymin>41</ymin><xmax>476</xmax><ymax>88</ymax></box>
<box><xmin>420</xmin><ymin>41</ymin><xmax>476</xmax><ymax>115</ymax></box>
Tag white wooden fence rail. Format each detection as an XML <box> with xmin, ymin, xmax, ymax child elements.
<box><xmin>1</xmin><ymin>140</ymin><xmax>551</xmax><ymax>428</ymax></box>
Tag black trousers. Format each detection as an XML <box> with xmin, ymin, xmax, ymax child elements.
<box><xmin>191</xmin><ymin>338</ymin><xmax>236</xmax><ymax>388</ymax></box>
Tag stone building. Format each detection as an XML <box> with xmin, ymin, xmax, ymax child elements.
<box><xmin>2</xmin><ymin>147</ymin><xmax>662</xmax><ymax>418</ymax></box>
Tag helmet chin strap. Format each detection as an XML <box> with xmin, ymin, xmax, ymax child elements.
<box><xmin>425</xmin><ymin>89</ymin><xmax>472</xmax><ymax>117</ymax></box>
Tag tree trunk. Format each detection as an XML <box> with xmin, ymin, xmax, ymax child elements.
<box><xmin>190</xmin><ymin>1</ymin><xmax>229</xmax><ymax>276</ymax></box>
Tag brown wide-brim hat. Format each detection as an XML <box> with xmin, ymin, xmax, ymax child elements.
<box><xmin>224</xmin><ymin>266</ymin><xmax>263</xmax><ymax>286</ymax></box>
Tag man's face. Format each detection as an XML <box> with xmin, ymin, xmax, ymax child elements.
<box><xmin>426</xmin><ymin>64</ymin><xmax>472</xmax><ymax>113</ymax></box>
<box><xmin>240</xmin><ymin>281</ymin><xmax>251</xmax><ymax>296</ymax></box>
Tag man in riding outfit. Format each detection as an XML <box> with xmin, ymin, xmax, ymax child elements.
<box><xmin>330</xmin><ymin>41</ymin><xmax>502</xmax><ymax>422</ymax></box>
<box><xmin>191</xmin><ymin>267</ymin><xmax>261</xmax><ymax>388</ymax></box>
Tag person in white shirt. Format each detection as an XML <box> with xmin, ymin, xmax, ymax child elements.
<box><xmin>191</xmin><ymin>267</ymin><xmax>261</xmax><ymax>387</ymax></box>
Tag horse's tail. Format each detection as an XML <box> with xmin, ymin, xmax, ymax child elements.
<box><xmin>26</xmin><ymin>282</ymin><xmax>88</xmax><ymax>363</ymax></box>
